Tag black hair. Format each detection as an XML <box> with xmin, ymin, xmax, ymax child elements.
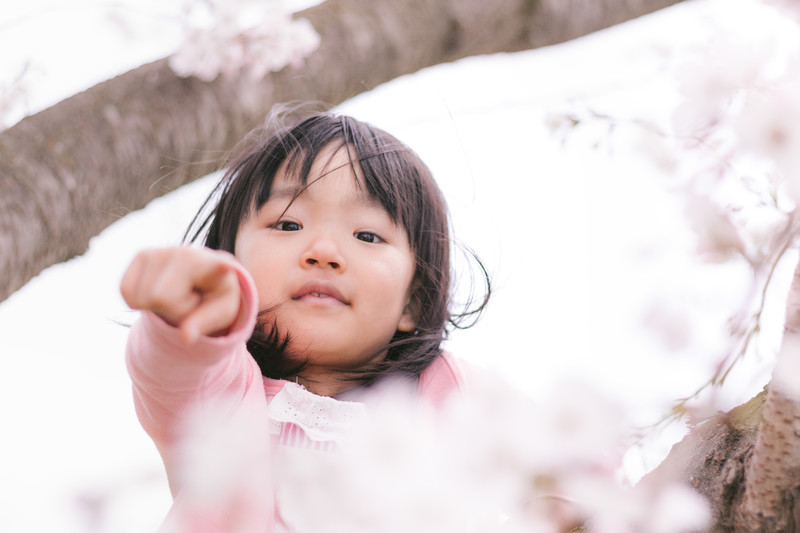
<box><xmin>186</xmin><ymin>110</ymin><xmax>489</xmax><ymax>385</ymax></box>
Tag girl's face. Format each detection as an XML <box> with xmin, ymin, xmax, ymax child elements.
<box><xmin>234</xmin><ymin>145</ymin><xmax>417</xmax><ymax>395</ymax></box>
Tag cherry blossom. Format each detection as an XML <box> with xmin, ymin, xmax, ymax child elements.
<box><xmin>734</xmin><ymin>79</ymin><xmax>800</xmax><ymax>202</ymax></box>
<box><xmin>671</xmin><ymin>37</ymin><xmax>765</xmax><ymax>139</ymax></box>
<box><xmin>262</xmin><ymin>376</ymin><xmax>708</xmax><ymax>533</ymax></box>
<box><xmin>0</xmin><ymin>62</ymin><xmax>31</xmax><ymax>129</ymax></box>
<box><xmin>168</xmin><ymin>0</ymin><xmax>320</xmax><ymax>82</ymax></box>
<box><xmin>766</xmin><ymin>0</ymin><xmax>800</xmax><ymax>22</ymax></box>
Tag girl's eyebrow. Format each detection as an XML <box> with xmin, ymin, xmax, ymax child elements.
<box><xmin>267</xmin><ymin>185</ymin><xmax>306</xmax><ymax>202</ymax></box>
<box><xmin>269</xmin><ymin>181</ymin><xmax>383</xmax><ymax>209</ymax></box>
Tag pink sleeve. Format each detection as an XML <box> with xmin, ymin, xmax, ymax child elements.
<box><xmin>417</xmin><ymin>351</ymin><xmax>467</xmax><ymax>407</ymax></box>
<box><xmin>125</xmin><ymin>262</ymin><xmax>275</xmax><ymax>532</ymax></box>
<box><xmin>125</xmin><ymin>263</ymin><xmax>261</xmax><ymax>448</ymax></box>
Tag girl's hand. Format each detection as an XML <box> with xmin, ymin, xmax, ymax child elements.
<box><xmin>120</xmin><ymin>247</ymin><xmax>243</xmax><ymax>343</ymax></box>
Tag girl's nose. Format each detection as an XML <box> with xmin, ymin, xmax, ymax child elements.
<box><xmin>301</xmin><ymin>237</ymin><xmax>346</xmax><ymax>271</ymax></box>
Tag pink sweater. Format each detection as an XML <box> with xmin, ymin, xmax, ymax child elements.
<box><xmin>125</xmin><ymin>265</ymin><xmax>465</xmax><ymax>532</ymax></box>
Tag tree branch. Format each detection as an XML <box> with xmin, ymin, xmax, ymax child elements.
<box><xmin>0</xmin><ymin>0</ymin><xmax>684</xmax><ymax>303</ymax></box>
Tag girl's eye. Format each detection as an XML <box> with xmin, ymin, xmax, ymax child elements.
<box><xmin>354</xmin><ymin>231</ymin><xmax>382</xmax><ymax>243</ymax></box>
<box><xmin>273</xmin><ymin>220</ymin><xmax>302</xmax><ymax>231</ymax></box>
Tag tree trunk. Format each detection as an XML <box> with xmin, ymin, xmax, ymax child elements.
<box><xmin>0</xmin><ymin>0</ymin><xmax>683</xmax><ymax>303</ymax></box>
<box><xmin>641</xmin><ymin>259</ymin><xmax>800</xmax><ymax>532</ymax></box>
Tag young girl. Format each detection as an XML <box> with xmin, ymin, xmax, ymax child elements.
<box><xmin>122</xmin><ymin>112</ymin><xmax>489</xmax><ymax>532</ymax></box>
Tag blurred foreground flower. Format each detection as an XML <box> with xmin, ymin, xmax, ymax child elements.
<box><xmin>167</xmin><ymin>374</ymin><xmax>710</xmax><ymax>533</ymax></box>
<box><xmin>671</xmin><ymin>37</ymin><xmax>764</xmax><ymax>139</ymax></box>
<box><xmin>683</xmin><ymin>193</ymin><xmax>747</xmax><ymax>262</ymax></box>
<box><xmin>734</xmin><ymin>79</ymin><xmax>800</xmax><ymax>201</ymax></box>
<box><xmin>767</xmin><ymin>0</ymin><xmax>800</xmax><ymax>22</ymax></box>
<box><xmin>164</xmin><ymin>394</ymin><xmax>272</xmax><ymax>533</ymax></box>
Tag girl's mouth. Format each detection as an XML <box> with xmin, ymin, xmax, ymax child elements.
<box><xmin>292</xmin><ymin>281</ymin><xmax>349</xmax><ymax>305</ymax></box>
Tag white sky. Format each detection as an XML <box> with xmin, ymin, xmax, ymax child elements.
<box><xmin>1</xmin><ymin>0</ymin><xmax>798</xmax><ymax>531</ymax></box>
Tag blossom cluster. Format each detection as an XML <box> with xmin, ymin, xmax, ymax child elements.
<box><xmin>668</xmin><ymin>7</ymin><xmax>800</xmax><ymax>265</ymax></box>
<box><xmin>647</xmin><ymin>1</ymin><xmax>800</xmax><ymax>409</ymax></box>
<box><xmin>0</xmin><ymin>63</ymin><xmax>31</xmax><ymax>130</ymax></box>
<box><xmin>548</xmin><ymin>1</ymin><xmax>800</xmax><ymax>413</ymax></box>
<box><xmin>168</xmin><ymin>0</ymin><xmax>320</xmax><ymax>82</ymax></box>
<box><xmin>767</xmin><ymin>0</ymin><xmax>800</xmax><ymax>22</ymax></box>
<box><xmin>174</xmin><ymin>376</ymin><xmax>710</xmax><ymax>533</ymax></box>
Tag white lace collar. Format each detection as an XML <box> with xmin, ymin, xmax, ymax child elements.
<box><xmin>267</xmin><ymin>382</ymin><xmax>368</xmax><ymax>441</ymax></box>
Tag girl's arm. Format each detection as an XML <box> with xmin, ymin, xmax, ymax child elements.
<box><xmin>122</xmin><ymin>247</ymin><xmax>263</xmax><ymax>462</ymax></box>
<box><xmin>123</xmin><ymin>248</ymin><xmax>275</xmax><ymax>532</ymax></box>
<box><xmin>122</xmin><ymin>246</ymin><xmax>261</xmax><ymax>447</ymax></box>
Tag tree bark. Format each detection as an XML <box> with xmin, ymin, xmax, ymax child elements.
<box><xmin>0</xmin><ymin>0</ymin><xmax>683</xmax><ymax>302</ymax></box>
<box><xmin>736</xmin><ymin>260</ymin><xmax>800</xmax><ymax>531</ymax></box>
<box><xmin>641</xmin><ymin>259</ymin><xmax>800</xmax><ymax>532</ymax></box>
<box><xmin>639</xmin><ymin>389</ymin><xmax>766</xmax><ymax>532</ymax></box>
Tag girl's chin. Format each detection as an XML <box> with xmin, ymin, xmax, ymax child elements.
<box><xmin>285</xmin><ymin>341</ymin><xmax>388</xmax><ymax>369</ymax></box>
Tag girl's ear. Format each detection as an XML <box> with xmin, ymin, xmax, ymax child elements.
<box><xmin>397</xmin><ymin>307</ymin><xmax>416</xmax><ymax>332</ymax></box>
<box><xmin>397</xmin><ymin>284</ymin><xmax>420</xmax><ymax>333</ymax></box>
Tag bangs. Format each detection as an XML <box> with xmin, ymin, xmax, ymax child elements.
<box><xmin>249</xmin><ymin>119</ymin><xmax>425</xmax><ymax>250</ymax></box>
<box><xmin>251</xmin><ymin>135</ymin><xmax>348</xmax><ymax>215</ymax></box>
